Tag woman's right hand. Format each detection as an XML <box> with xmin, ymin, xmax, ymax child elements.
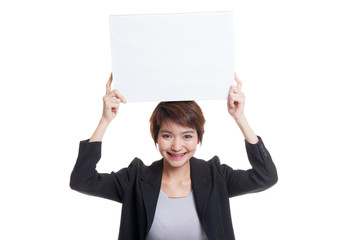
<box><xmin>102</xmin><ymin>73</ymin><xmax>127</xmax><ymax>123</ymax></box>
<box><xmin>89</xmin><ymin>74</ymin><xmax>127</xmax><ymax>142</ymax></box>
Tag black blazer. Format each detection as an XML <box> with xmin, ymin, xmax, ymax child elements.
<box><xmin>70</xmin><ymin>137</ymin><xmax>277</xmax><ymax>240</ymax></box>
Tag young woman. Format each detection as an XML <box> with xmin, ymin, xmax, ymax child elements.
<box><xmin>70</xmin><ymin>73</ymin><xmax>278</xmax><ymax>240</ymax></box>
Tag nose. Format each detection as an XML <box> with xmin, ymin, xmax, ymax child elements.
<box><xmin>171</xmin><ymin>137</ymin><xmax>182</xmax><ymax>151</ymax></box>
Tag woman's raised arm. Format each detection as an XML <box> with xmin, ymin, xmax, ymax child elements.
<box><xmin>227</xmin><ymin>73</ymin><xmax>258</xmax><ymax>144</ymax></box>
<box><xmin>89</xmin><ymin>74</ymin><xmax>127</xmax><ymax>142</ymax></box>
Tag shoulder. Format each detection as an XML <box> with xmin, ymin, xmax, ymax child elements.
<box><xmin>191</xmin><ymin>156</ymin><xmax>221</xmax><ymax>166</ymax></box>
<box><xmin>126</xmin><ymin>158</ymin><xmax>162</xmax><ymax>172</ymax></box>
<box><xmin>122</xmin><ymin>158</ymin><xmax>163</xmax><ymax>183</ymax></box>
<box><xmin>190</xmin><ymin>156</ymin><xmax>224</xmax><ymax>175</ymax></box>
<box><xmin>191</xmin><ymin>156</ymin><xmax>239</xmax><ymax>179</ymax></box>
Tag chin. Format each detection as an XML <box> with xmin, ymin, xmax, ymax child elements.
<box><xmin>167</xmin><ymin>159</ymin><xmax>188</xmax><ymax>168</ymax></box>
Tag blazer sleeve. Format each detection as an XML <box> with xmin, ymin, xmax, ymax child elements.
<box><xmin>220</xmin><ymin>136</ymin><xmax>278</xmax><ymax>198</ymax></box>
<box><xmin>69</xmin><ymin>140</ymin><xmax>140</xmax><ymax>203</ymax></box>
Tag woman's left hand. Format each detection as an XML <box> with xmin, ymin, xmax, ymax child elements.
<box><xmin>227</xmin><ymin>73</ymin><xmax>245</xmax><ymax>121</ymax></box>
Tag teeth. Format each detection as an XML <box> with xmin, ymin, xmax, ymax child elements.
<box><xmin>169</xmin><ymin>153</ymin><xmax>185</xmax><ymax>157</ymax></box>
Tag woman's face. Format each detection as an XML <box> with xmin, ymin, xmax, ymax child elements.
<box><xmin>157</xmin><ymin>120</ymin><xmax>199</xmax><ymax>169</ymax></box>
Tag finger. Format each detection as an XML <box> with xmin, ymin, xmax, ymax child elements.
<box><xmin>105</xmin><ymin>101</ymin><xmax>120</xmax><ymax>110</ymax></box>
<box><xmin>227</xmin><ymin>92</ymin><xmax>236</xmax><ymax>107</ymax></box>
<box><xmin>228</xmin><ymin>86</ymin><xmax>238</xmax><ymax>105</ymax></box>
<box><xmin>103</xmin><ymin>94</ymin><xmax>121</xmax><ymax>105</ymax></box>
<box><xmin>105</xmin><ymin>98</ymin><xmax>121</xmax><ymax>106</ymax></box>
<box><xmin>111</xmin><ymin>89</ymin><xmax>127</xmax><ymax>103</ymax></box>
<box><xmin>229</xmin><ymin>84</ymin><xmax>237</xmax><ymax>94</ymax></box>
<box><xmin>230</xmin><ymin>85</ymin><xmax>243</xmax><ymax>97</ymax></box>
<box><xmin>233</xmin><ymin>91</ymin><xmax>245</xmax><ymax>101</ymax></box>
<box><xmin>234</xmin><ymin>73</ymin><xmax>242</xmax><ymax>91</ymax></box>
<box><xmin>106</xmin><ymin>73</ymin><xmax>113</xmax><ymax>95</ymax></box>
<box><xmin>229</xmin><ymin>90</ymin><xmax>244</xmax><ymax>103</ymax></box>
<box><xmin>227</xmin><ymin>97</ymin><xmax>235</xmax><ymax>109</ymax></box>
<box><xmin>230</xmin><ymin>84</ymin><xmax>239</xmax><ymax>94</ymax></box>
<box><xmin>230</xmin><ymin>96</ymin><xmax>241</xmax><ymax>106</ymax></box>
<box><xmin>110</xmin><ymin>98</ymin><xmax>121</xmax><ymax>103</ymax></box>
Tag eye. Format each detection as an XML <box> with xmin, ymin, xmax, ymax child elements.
<box><xmin>162</xmin><ymin>134</ymin><xmax>172</xmax><ymax>139</ymax></box>
<box><xmin>184</xmin><ymin>135</ymin><xmax>193</xmax><ymax>139</ymax></box>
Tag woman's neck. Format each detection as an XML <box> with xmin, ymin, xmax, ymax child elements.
<box><xmin>161</xmin><ymin>160</ymin><xmax>192</xmax><ymax>198</ymax></box>
<box><xmin>162</xmin><ymin>160</ymin><xmax>191</xmax><ymax>182</ymax></box>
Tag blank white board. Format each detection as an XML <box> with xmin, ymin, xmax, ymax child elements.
<box><xmin>109</xmin><ymin>12</ymin><xmax>234</xmax><ymax>102</ymax></box>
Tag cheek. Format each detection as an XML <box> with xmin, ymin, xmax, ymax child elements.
<box><xmin>186</xmin><ymin>140</ymin><xmax>198</xmax><ymax>151</ymax></box>
<box><xmin>157</xmin><ymin>139</ymin><xmax>168</xmax><ymax>150</ymax></box>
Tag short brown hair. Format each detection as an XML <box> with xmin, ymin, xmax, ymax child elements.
<box><xmin>149</xmin><ymin>101</ymin><xmax>205</xmax><ymax>144</ymax></box>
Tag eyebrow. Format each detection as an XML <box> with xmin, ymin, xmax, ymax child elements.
<box><xmin>159</xmin><ymin>130</ymin><xmax>195</xmax><ymax>134</ymax></box>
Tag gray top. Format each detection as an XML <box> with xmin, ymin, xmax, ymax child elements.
<box><xmin>147</xmin><ymin>190</ymin><xmax>208</xmax><ymax>240</ymax></box>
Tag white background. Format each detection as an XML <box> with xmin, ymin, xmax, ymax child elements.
<box><xmin>1</xmin><ymin>0</ymin><xmax>359</xmax><ymax>239</ymax></box>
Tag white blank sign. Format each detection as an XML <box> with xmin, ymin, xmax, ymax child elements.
<box><xmin>109</xmin><ymin>12</ymin><xmax>234</xmax><ymax>102</ymax></box>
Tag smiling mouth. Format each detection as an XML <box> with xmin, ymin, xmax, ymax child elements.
<box><xmin>167</xmin><ymin>152</ymin><xmax>187</xmax><ymax>159</ymax></box>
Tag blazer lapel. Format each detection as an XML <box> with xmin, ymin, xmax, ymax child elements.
<box><xmin>139</xmin><ymin>160</ymin><xmax>163</xmax><ymax>236</ymax></box>
<box><xmin>139</xmin><ymin>158</ymin><xmax>212</xmax><ymax>237</ymax></box>
<box><xmin>190</xmin><ymin>157</ymin><xmax>212</xmax><ymax>221</ymax></box>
